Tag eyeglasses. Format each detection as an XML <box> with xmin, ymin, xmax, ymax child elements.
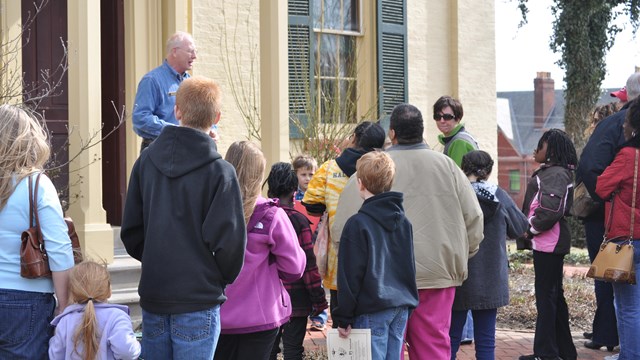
<box><xmin>433</xmin><ymin>113</ymin><xmax>456</xmax><ymax>121</ymax></box>
<box><xmin>178</xmin><ymin>47</ymin><xmax>198</xmax><ymax>55</ymax></box>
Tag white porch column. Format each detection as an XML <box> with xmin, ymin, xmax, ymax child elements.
<box><xmin>67</xmin><ymin>0</ymin><xmax>114</xmax><ymax>263</ymax></box>
<box><xmin>259</xmin><ymin>0</ymin><xmax>290</xmax><ymax>166</ymax></box>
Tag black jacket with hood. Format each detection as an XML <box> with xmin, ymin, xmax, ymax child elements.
<box><xmin>332</xmin><ymin>191</ymin><xmax>419</xmax><ymax>328</ymax></box>
<box><xmin>121</xmin><ymin>126</ymin><xmax>247</xmax><ymax>314</ymax></box>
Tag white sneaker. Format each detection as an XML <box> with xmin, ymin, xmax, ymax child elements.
<box><xmin>604</xmin><ymin>354</ymin><xmax>619</xmax><ymax>360</ymax></box>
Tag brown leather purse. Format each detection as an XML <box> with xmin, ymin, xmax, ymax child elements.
<box><xmin>20</xmin><ymin>173</ymin><xmax>83</xmax><ymax>279</ymax></box>
<box><xmin>586</xmin><ymin>149</ymin><xmax>638</xmax><ymax>285</ymax></box>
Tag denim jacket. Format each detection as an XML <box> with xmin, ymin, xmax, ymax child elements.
<box><xmin>132</xmin><ymin>60</ymin><xmax>189</xmax><ymax>139</ymax></box>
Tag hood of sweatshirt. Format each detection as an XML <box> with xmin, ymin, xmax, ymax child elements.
<box><xmin>358</xmin><ymin>191</ymin><xmax>405</xmax><ymax>232</ymax></box>
<box><xmin>147</xmin><ymin>126</ymin><xmax>222</xmax><ymax>178</ymax></box>
<box><xmin>335</xmin><ymin>148</ymin><xmax>367</xmax><ymax>177</ymax></box>
<box><xmin>50</xmin><ymin>303</ymin><xmax>130</xmax><ymax>326</ymax></box>
<box><xmin>471</xmin><ymin>181</ymin><xmax>500</xmax><ymax>222</ymax></box>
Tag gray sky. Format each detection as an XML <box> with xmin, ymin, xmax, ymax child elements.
<box><xmin>495</xmin><ymin>0</ymin><xmax>639</xmax><ymax>91</ymax></box>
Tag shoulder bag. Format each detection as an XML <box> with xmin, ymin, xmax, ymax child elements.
<box><xmin>571</xmin><ymin>181</ymin><xmax>599</xmax><ymax>218</ymax></box>
<box><xmin>20</xmin><ymin>173</ymin><xmax>83</xmax><ymax>279</ymax></box>
<box><xmin>313</xmin><ymin>212</ymin><xmax>329</xmax><ymax>278</ymax></box>
<box><xmin>586</xmin><ymin>149</ymin><xmax>638</xmax><ymax>285</ymax></box>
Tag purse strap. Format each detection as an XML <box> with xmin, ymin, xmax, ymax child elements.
<box><xmin>630</xmin><ymin>149</ymin><xmax>639</xmax><ymax>240</ymax></box>
<box><xmin>28</xmin><ymin>173</ymin><xmax>45</xmax><ymax>251</ymax></box>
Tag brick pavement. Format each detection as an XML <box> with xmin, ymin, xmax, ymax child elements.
<box><xmin>302</xmin><ymin>266</ymin><xmax>619</xmax><ymax>359</ymax></box>
<box><xmin>304</xmin><ymin>326</ymin><xmax>618</xmax><ymax>359</ymax></box>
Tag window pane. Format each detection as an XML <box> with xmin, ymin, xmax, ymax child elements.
<box><xmin>340</xmin><ymin>79</ymin><xmax>357</xmax><ymax>123</ymax></box>
<box><xmin>343</xmin><ymin>0</ymin><xmax>359</xmax><ymax>31</ymax></box>
<box><xmin>340</xmin><ymin>36</ymin><xmax>356</xmax><ymax>77</ymax></box>
<box><xmin>313</xmin><ymin>0</ymin><xmax>359</xmax><ymax>31</ymax></box>
<box><xmin>320</xmin><ymin>79</ymin><xmax>338</xmax><ymax>122</ymax></box>
<box><xmin>317</xmin><ymin>34</ymin><xmax>338</xmax><ymax>77</ymax></box>
<box><xmin>313</xmin><ymin>0</ymin><xmax>340</xmax><ymax>30</ymax></box>
<box><xmin>319</xmin><ymin>79</ymin><xmax>356</xmax><ymax>124</ymax></box>
<box><xmin>509</xmin><ymin>170</ymin><xmax>521</xmax><ymax>192</ymax></box>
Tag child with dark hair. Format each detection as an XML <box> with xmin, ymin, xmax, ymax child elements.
<box><xmin>302</xmin><ymin>121</ymin><xmax>386</xmax><ymax>320</ymax></box>
<box><xmin>433</xmin><ymin>95</ymin><xmax>478</xmax><ymax>166</ymax></box>
<box><xmin>518</xmin><ymin>129</ymin><xmax>578</xmax><ymax>360</ymax></box>
<box><xmin>450</xmin><ymin>151</ymin><xmax>527</xmax><ymax>360</ymax></box>
<box><xmin>266</xmin><ymin>162</ymin><xmax>328</xmax><ymax>360</ymax></box>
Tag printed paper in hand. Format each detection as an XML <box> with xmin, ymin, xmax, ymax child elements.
<box><xmin>326</xmin><ymin>328</ymin><xmax>372</xmax><ymax>360</ymax></box>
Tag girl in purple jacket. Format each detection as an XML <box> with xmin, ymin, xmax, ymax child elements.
<box><xmin>48</xmin><ymin>261</ymin><xmax>141</xmax><ymax>360</ymax></box>
<box><xmin>215</xmin><ymin>141</ymin><xmax>306</xmax><ymax>360</ymax></box>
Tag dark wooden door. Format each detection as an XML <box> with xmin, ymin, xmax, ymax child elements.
<box><xmin>101</xmin><ymin>0</ymin><xmax>126</xmax><ymax>225</ymax></box>
<box><xmin>22</xmin><ymin>0</ymin><xmax>70</xmax><ymax>206</ymax></box>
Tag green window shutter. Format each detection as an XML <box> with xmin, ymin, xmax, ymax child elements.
<box><xmin>377</xmin><ymin>0</ymin><xmax>407</xmax><ymax>130</ymax></box>
<box><xmin>288</xmin><ymin>0</ymin><xmax>315</xmax><ymax>139</ymax></box>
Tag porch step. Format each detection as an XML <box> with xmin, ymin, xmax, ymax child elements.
<box><xmin>108</xmin><ymin>253</ymin><xmax>142</xmax><ymax>328</ymax></box>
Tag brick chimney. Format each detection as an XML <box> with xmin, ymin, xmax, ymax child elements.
<box><xmin>533</xmin><ymin>72</ymin><xmax>555</xmax><ymax>128</ymax></box>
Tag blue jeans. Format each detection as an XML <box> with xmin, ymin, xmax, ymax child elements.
<box><xmin>461</xmin><ymin>311</ymin><xmax>474</xmax><ymax>341</ymax></box>
<box><xmin>0</xmin><ymin>288</ymin><xmax>55</xmax><ymax>359</ymax></box>
<box><xmin>142</xmin><ymin>305</ymin><xmax>221</xmax><ymax>360</ymax></box>
<box><xmin>612</xmin><ymin>240</ymin><xmax>640</xmax><ymax>360</ymax></box>
<box><xmin>353</xmin><ymin>307</ymin><xmax>408</xmax><ymax>360</ymax></box>
<box><xmin>310</xmin><ymin>309</ymin><xmax>328</xmax><ymax>325</ymax></box>
<box><xmin>585</xmin><ymin>220</ymin><xmax>619</xmax><ymax>346</ymax></box>
<box><xmin>450</xmin><ymin>308</ymin><xmax>497</xmax><ymax>360</ymax></box>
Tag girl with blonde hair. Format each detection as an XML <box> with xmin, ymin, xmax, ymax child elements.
<box><xmin>0</xmin><ymin>104</ymin><xmax>74</xmax><ymax>358</ymax></box>
<box><xmin>215</xmin><ymin>141</ymin><xmax>306</xmax><ymax>360</ymax></box>
<box><xmin>49</xmin><ymin>261</ymin><xmax>141</xmax><ymax>360</ymax></box>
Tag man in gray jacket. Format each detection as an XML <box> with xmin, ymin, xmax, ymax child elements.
<box><xmin>332</xmin><ymin>103</ymin><xmax>483</xmax><ymax>359</ymax></box>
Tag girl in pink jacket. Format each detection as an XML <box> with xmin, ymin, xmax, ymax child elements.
<box><xmin>215</xmin><ymin>141</ymin><xmax>306</xmax><ymax>360</ymax></box>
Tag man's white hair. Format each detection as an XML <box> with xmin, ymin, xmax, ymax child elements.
<box><xmin>626</xmin><ymin>72</ymin><xmax>640</xmax><ymax>101</ymax></box>
<box><xmin>165</xmin><ymin>31</ymin><xmax>194</xmax><ymax>56</ymax></box>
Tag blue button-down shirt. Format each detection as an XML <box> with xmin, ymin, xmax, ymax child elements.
<box><xmin>132</xmin><ymin>60</ymin><xmax>190</xmax><ymax>139</ymax></box>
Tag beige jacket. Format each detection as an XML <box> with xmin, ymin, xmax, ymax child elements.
<box><xmin>332</xmin><ymin>143</ymin><xmax>484</xmax><ymax>289</ymax></box>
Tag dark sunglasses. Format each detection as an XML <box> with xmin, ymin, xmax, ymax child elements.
<box><xmin>433</xmin><ymin>113</ymin><xmax>456</xmax><ymax>121</ymax></box>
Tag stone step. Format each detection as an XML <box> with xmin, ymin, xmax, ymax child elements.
<box><xmin>108</xmin><ymin>253</ymin><xmax>141</xmax><ymax>327</ymax></box>
<box><xmin>108</xmin><ymin>254</ymin><xmax>141</xmax><ymax>290</ymax></box>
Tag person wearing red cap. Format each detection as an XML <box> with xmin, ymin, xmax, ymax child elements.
<box><xmin>610</xmin><ymin>87</ymin><xmax>628</xmax><ymax>103</ymax></box>
<box><xmin>576</xmin><ymin>72</ymin><xmax>640</xmax><ymax>353</ymax></box>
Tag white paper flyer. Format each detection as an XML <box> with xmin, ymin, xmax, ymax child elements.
<box><xmin>326</xmin><ymin>328</ymin><xmax>372</xmax><ymax>360</ymax></box>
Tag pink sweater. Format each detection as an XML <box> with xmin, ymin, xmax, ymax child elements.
<box><xmin>220</xmin><ymin>197</ymin><xmax>306</xmax><ymax>334</ymax></box>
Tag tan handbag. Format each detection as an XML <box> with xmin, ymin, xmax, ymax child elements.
<box><xmin>20</xmin><ymin>173</ymin><xmax>83</xmax><ymax>279</ymax></box>
<box><xmin>586</xmin><ymin>149</ymin><xmax>638</xmax><ymax>285</ymax></box>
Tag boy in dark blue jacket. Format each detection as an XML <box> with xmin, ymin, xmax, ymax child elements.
<box><xmin>333</xmin><ymin>151</ymin><xmax>419</xmax><ymax>360</ymax></box>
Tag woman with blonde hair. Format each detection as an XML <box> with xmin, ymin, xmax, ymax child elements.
<box><xmin>0</xmin><ymin>104</ymin><xmax>75</xmax><ymax>358</ymax></box>
<box><xmin>215</xmin><ymin>141</ymin><xmax>306</xmax><ymax>360</ymax></box>
<box><xmin>48</xmin><ymin>261</ymin><xmax>141</xmax><ymax>359</ymax></box>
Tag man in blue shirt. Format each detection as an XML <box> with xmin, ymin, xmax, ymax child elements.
<box><xmin>132</xmin><ymin>31</ymin><xmax>198</xmax><ymax>152</ymax></box>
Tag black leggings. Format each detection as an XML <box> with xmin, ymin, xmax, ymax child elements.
<box><xmin>215</xmin><ymin>328</ymin><xmax>279</xmax><ymax>360</ymax></box>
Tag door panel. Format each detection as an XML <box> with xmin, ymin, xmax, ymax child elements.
<box><xmin>101</xmin><ymin>0</ymin><xmax>126</xmax><ymax>225</ymax></box>
<box><xmin>22</xmin><ymin>0</ymin><xmax>70</xmax><ymax>206</ymax></box>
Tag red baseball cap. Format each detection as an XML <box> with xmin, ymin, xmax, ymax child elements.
<box><xmin>610</xmin><ymin>87</ymin><xmax>628</xmax><ymax>102</ymax></box>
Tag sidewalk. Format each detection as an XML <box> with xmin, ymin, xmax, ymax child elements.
<box><xmin>303</xmin><ymin>265</ymin><xmax>618</xmax><ymax>359</ymax></box>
